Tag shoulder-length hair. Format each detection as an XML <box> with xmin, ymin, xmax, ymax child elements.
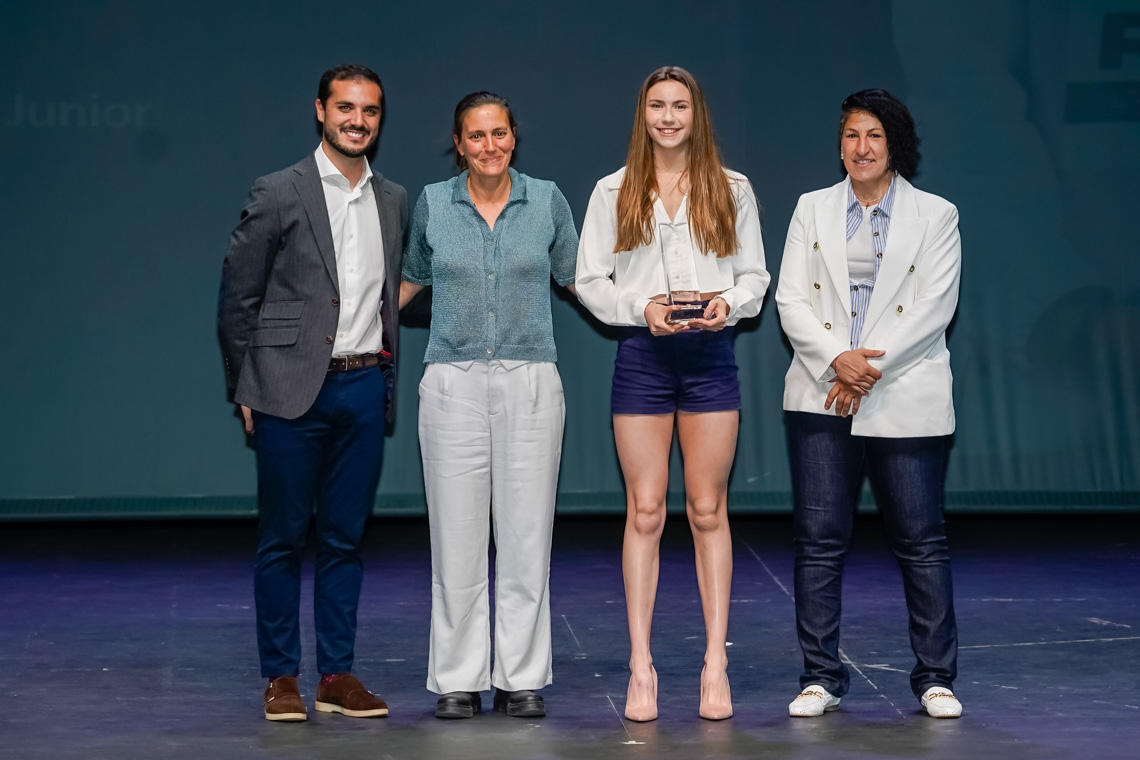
<box><xmin>838</xmin><ymin>89</ymin><xmax>921</xmax><ymax>180</ymax></box>
<box><xmin>615</xmin><ymin>66</ymin><xmax>738</xmax><ymax>258</ymax></box>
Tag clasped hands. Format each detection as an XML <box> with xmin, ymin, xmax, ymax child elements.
<box><xmin>825</xmin><ymin>348</ymin><xmax>886</xmax><ymax>417</ymax></box>
<box><xmin>644</xmin><ymin>296</ymin><xmax>729</xmax><ymax>337</ymax></box>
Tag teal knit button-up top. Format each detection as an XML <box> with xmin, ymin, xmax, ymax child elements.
<box><xmin>402</xmin><ymin>169</ymin><xmax>579</xmax><ymax>364</ymax></box>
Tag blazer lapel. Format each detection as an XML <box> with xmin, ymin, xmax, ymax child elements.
<box><xmin>370</xmin><ymin>172</ymin><xmax>402</xmax><ymax>368</ymax></box>
<box><xmin>370</xmin><ymin>172</ymin><xmax>400</xmax><ymax>284</ymax></box>
<box><xmin>814</xmin><ymin>185</ymin><xmax>849</xmax><ymax>306</ymax></box>
<box><xmin>862</xmin><ymin>179</ymin><xmax>928</xmax><ymax>337</ymax></box>
<box><xmin>291</xmin><ymin>156</ymin><xmax>339</xmax><ymax>289</ymax></box>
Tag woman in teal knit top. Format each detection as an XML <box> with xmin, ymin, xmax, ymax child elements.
<box><xmin>399</xmin><ymin>92</ymin><xmax>578</xmax><ymax>720</ymax></box>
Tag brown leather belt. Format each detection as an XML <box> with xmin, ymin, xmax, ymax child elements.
<box><xmin>328</xmin><ymin>352</ymin><xmax>382</xmax><ymax>372</ymax></box>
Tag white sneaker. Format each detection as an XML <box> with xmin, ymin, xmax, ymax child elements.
<box><xmin>920</xmin><ymin>686</ymin><xmax>962</xmax><ymax>718</ymax></box>
<box><xmin>788</xmin><ymin>686</ymin><xmax>840</xmax><ymax>717</ymax></box>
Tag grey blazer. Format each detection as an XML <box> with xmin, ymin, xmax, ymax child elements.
<box><xmin>218</xmin><ymin>154</ymin><xmax>408</xmax><ymax>422</ymax></box>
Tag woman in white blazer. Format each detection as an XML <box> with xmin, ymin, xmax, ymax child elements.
<box><xmin>576</xmin><ymin>66</ymin><xmax>769</xmax><ymax>722</ymax></box>
<box><xmin>776</xmin><ymin>89</ymin><xmax>963</xmax><ymax>720</ymax></box>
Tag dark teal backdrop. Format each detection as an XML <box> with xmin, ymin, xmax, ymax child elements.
<box><xmin>2</xmin><ymin>0</ymin><xmax>1138</xmax><ymax>518</ymax></box>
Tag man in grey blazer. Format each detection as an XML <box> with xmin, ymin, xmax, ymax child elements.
<box><xmin>218</xmin><ymin>64</ymin><xmax>408</xmax><ymax>722</ymax></box>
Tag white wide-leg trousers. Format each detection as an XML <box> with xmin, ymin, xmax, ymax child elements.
<box><xmin>419</xmin><ymin>360</ymin><xmax>565</xmax><ymax>694</ymax></box>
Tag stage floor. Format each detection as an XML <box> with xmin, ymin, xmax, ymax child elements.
<box><xmin>1</xmin><ymin>513</ymin><xmax>1137</xmax><ymax>759</ymax></box>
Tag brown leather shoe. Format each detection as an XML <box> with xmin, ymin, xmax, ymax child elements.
<box><xmin>264</xmin><ymin>676</ymin><xmax>307</xmax><ymax>722</ymax></box>
<box><xmin>314</xmin><ymin>674</ymin><xmax>389</xmax><ymax>718</ymax></box>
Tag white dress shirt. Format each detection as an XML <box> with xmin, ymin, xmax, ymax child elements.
<box><xmin>313</xmin><ymin>144</ymin><xmax>385</xmax><ymax>357</ymax></box>
<box><xmin>575</xmin><ymin>167</ymin><xmax>769</xmax><ymax>327</ymax></box>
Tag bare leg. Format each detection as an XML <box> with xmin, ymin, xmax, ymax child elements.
<box><xmin>677</xmin><ymin>409</ymin><xmax>738</xmax><ymax>719</ymax></box>
<box><xmin>614</xmin><ymin>413</ymin><xmax>675</xmax><ymax>722</ymax></box>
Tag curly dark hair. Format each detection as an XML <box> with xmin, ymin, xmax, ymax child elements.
<box><xmin>838</xmin><ymin>89</ymin><xmax>920</xmax><ymax>180</ymax></box>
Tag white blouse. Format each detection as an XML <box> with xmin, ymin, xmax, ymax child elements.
<box><xmin>575</xmin><ymin>166</ymin><xmax>770</xmax><ymax>327</ymax></box>
<box><xmin>847</xmin><ymin>205</ymin><xmax>876</xmax><ymax>285</ymax></box>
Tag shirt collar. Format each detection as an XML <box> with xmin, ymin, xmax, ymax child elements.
<box><xmin>313</xmin><ymin>143</ymin><xmax>373</xmax><ymax>190</ymax></box>
<box><xmin>452</xmin><ymin>167</ymin><xmax>527</xmax><ymax>206</ymax></box>
<box><xmin>845</xmin><ymin>173</ymin><xmax>897</xmax><ymax>218</ymax></box>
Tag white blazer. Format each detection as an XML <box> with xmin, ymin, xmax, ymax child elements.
<box><xmin>776</xmin><ymin>176</ymin><xmax>961</xmax><ymax>437</ymax></box>
<box><xmin>575</xmin><ymin>166</ymin><xmax>770</xmax><ymax>326</ymax></box>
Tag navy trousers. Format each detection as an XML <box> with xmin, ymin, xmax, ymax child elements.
<box><xmin>785</xmin><ymin>411</ymin><xmax>957</xmax><ymax>699</ymax></box>
<box><xmin>252</xmin><ymin>365</ymin><xmax>386</xmax><ymax>678</ymax></box>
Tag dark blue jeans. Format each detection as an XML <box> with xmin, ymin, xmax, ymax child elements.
<box><xmin>252</xmin><ymin>366</ymin><xmax>386</xmax><ymax>678</ymax></box>
<box><xmin>785</xmin><ymin>411</ymin><xmax>957</xmax><ymax>699</ymax></box>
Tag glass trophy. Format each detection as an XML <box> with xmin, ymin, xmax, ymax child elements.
<box><xmin>660</xmin><ymin>225</ymin><xmax>706</xmax><ymax>323</ymax></box>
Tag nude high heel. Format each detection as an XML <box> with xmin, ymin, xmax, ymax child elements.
<box><xmin>699</xmin><ymin>664</ymin><xmax>733</xmax><ymax>720</ymax></box>
<box><xmin>625</xmin><ymin>665</ymin><xmax>658</xmax><ymax>722</ymax></box>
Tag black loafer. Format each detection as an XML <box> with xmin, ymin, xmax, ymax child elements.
<box><xmin>493</xmin><ymin>689</ymin><xmax>545</xmax><ymax>718</ymax></box>
<box><xmin>436</xmin><ymin>691</ymin><xmax>482</xmax><ymax>719</ymax></box>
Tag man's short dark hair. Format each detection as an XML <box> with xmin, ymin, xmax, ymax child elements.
<box><xmin>317</xmin><ymin>64</ymin><xmax>384</xmax><ymax>106</ymax></box>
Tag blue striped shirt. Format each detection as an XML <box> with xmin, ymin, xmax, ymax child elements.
<box><xmin>846</xmin><ymin>175</ymin><xmax>897</xmax><ymax>348</ymax></box>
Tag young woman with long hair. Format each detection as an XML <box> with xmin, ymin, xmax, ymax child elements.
<box><xmin>575</xmin><ymin>66</ymin><xmax>769</xmax><ymax>721</ymax></box>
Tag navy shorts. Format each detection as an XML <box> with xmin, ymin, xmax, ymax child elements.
<box><xmin>611</xmin><ymin>326</ymin><xmax>741</xmax><ymax>415</ymax></box>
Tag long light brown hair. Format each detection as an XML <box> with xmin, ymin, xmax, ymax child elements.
<box><xmin>615</xmin><ymin>66</ymin><xmax>738</xmax><ymax>258</ymax></box>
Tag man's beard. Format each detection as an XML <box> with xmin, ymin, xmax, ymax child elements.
<box><xmin>324</xmin><ymin>123</ymin><xmax>374</xmax><ymax>158</ymax></box>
